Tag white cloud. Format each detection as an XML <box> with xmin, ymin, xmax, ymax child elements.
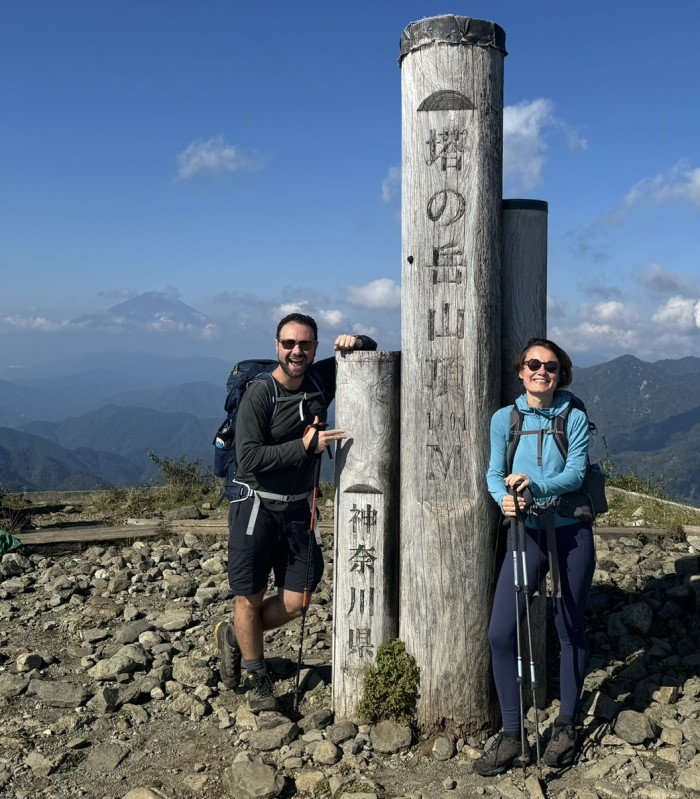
<box><xmin>0</xmin><ymin>314</ymin><xmax>68</xmax><ymax>332</ymax></box>
<box><xmin>550</xmin><ymin>320</ymin><xmax>640</xmax><ymax>355</ymax></box>
<box><xmin>605</xmin><ymin>160</ymin><xmax>700</xmax><ymax>224</ymax></box>
<box><xmin>503</xmin><ymin>99</ymin><xmax>552</xmax><ymax>192</ymax></box>
<box><xmin>352</xmin><ymin>322</ymin><xmax>377</xmax><ymax>336</ymax></box>
<box><xmin>274</xmin><ymin>302</ymin><xmax>309</xmax><ymax>317</ymax></box>
<box><xmin>381</xmin><ymin>165</ymin><xmax>401</xmax><ymax>203</ymax></box>
<box><xmin>345</xmin><ymin>278</ymin><xmax>400</xmax><ymax>310</ymax></box>
<box><xmin>652</xmin><ymin>296</ymin><xmax>700</xmax><ymax>331</ymax></box>
<box><xmin>593</xmin><ymin>300</ymin><xmax>638</xmax><ymax>325</ymax></box>
<box><xmin>319</xmin><ymin>309</ymin><xmax>345</xmax><ymax>328</ymax></box>
<box><xmin>504</xmin><ymin>99</ymin><xmax>587</xmax><ymax>193</ymax></box>
<box><xmin>176</xmin><ymin>136</ymin><xmax>263</xmax><ymax>181</ymax></box>
<box><xmin>625</xmin><ymin>160</ymin><xmax>700</xmax><ymax>207</ymax></box>
<box><xmin>640</xmin><ymin>263</ymin><xmax>698</xmax><ymax>296</ymax></box>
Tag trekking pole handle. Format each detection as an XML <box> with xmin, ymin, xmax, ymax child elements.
<box><xmin>509</xmin><ymin>483</ymin><xmax>527</xmax><ymax>520</ymax></box>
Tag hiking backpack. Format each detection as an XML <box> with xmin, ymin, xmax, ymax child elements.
<box><xmin>506</xmin><ymin>394</ymin><xmax>608</xmax><ymax>520</ymax></box>
<box><xmin>213</xmin><ymin>359</ymin><xmax>326</xmax><ymax>501</ymax></box>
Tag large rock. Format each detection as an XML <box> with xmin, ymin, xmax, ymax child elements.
<box><xmin>313</xmin><ymin>739</ymin><xmax>340</xmax><ymax>765</ymax></box>
<box><xmin>27</xmin><ymin>679</ymin><xmax>90</xmax><ymax>708</ymax></box>
<box><xmin>614</xmin><ymin>710</ymin><xmax>656</xmax><ymax>744</ymax></box>
<box><xmin>172</xmin><ymin>656</ymin><xmax>214</xmax><ymax>688</ymax></box>
<box><xmin>622</xmin><ymin>602</ymin><xmax>654</xmax><ymax>636</ymax></box>
<box><xmin>116</xmin><ymin>619</ymin><xmax>155</xmax><ymax>644</ymax></box>
<box><xmin>370</xmin><ymin>720</ymin><xmax>412</xmax><ymax>754</ymax></box>
<box><xmin>248</xmin><ymin>722</ymin><xmax>300</xmax><ymax>751</ymax></box>
<box><xmin>0</xmin><ymin>673</ymin><xmax>29</xmax><ymax>698</ymax></box>
<box><xmin>222</xmin><ymin>761</ymin><xmax>284</xmax><ymax>799</ymax></box>
<box><xmin>88</xmin><ymin>644</ymin><xmax>150</xmax><ymax>680</ymax></box>
<box><xmin>81</xmin><ymin>742</ymin><xmax>130</xmax><ymax>771</ymax></box>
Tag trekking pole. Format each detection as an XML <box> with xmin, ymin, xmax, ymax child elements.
<box><xmin>509</xmin><ymin>487</ymin><xmax>529</xmax><ymax>776</ymax></box>
<box><xmin>512</xmin><ymin>487</ymin><xmax>543</xmax><ymax>775</ymax></box>
<box><xmin>293</xmin><ymin>445</ymin><xmax>323</xmax><ymax>712</ymax></box>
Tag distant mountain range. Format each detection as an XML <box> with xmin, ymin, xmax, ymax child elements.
<box><xmin>1</xmin><ymin>351</ymin><xmax>698</xmax><ymax>505</ymax></box>
<box><xmin>571</xmin><ymin>355</ymin><xmax>700</xmax><ymax>504</ymax></box>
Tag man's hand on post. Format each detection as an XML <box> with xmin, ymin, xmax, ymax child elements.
<box><xmin>303</xmin><ymin>416</ymin><xmax>347</xmax><ymax>454</ymax></box>
<box><xmin>333</xmin><ymin>334</ymin><xmax>362</xmax><ymax>352</ymax></box>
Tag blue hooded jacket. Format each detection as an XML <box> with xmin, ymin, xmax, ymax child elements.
<box><xmin>486</xmin><ymin>389</ymin><xmax>590</xmax><ymax>528</ymax></box>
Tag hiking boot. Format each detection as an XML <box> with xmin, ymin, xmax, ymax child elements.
<box><xmin>473</xmin><ymin>732</ymin><xmax>530</xmax><ymax>777</ymax></box>
<box><xmin>213</xmin><ymin>621</ymin><xmax>241</xmax><ymax>689</ymax></box>
<box><xmin>542</xmin><ymin>722</ymin><xmax>578</xmax><ymax>768</ymax></box>
<box><xmin>244</xmin><ymin>667</ymin><xmax>278</xmax><ymax>712</ymax></box>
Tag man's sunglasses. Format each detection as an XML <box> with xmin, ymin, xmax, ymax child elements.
<box><xmin>524</xmin><ymin>359</ymin><xmax>559</xmax><ymax>374</ymax></box>
<box><xmin>277</xmin><ymin>339</ymin><xmax>317</xmax><ymax>351</ymax></box>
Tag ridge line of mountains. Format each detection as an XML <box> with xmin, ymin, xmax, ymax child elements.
<box><xmin>1</xmin><ymin>352</ymin><xmax>698</xmax><ymax>506</ymax></box>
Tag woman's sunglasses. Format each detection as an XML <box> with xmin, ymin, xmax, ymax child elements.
<box><xmin>524</xmin><ymin>359</ymin><xmax>559</xmax><ymax>374</ymax></box>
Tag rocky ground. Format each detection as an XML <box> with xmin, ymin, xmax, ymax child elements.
<box><xmin>2</xmin><ymin>503</ymin><xmax>700</xmax><ymax>799</ymax></box>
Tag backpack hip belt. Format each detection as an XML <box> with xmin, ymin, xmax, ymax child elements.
<box><xmin>254</xmin><ymin>489</ymin><xmax>313</xmax><ymax>503</ymax></box>
<box><xmin>230</xmin><ymin>479</ymin><xmax>312</xmax><ymax>504</ymax></box>
<box><xmin>239</xmin><ymin>485</ymin><xmax>319</xmax><ymax>543</ymax></box>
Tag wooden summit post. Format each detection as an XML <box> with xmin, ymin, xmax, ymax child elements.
<box><xmin>332</xmin><ymin>351</ymin><xmax>400</xmax><ymax>720</ymax></box>
<box><xmin>398</xmin><ymin>15</ymin><xmax>506</xmax><ymax>734</ymax></box>
<box><xmin>501</xmin><ymin>198</ymin><xmax>549</xmax><ymax>709</ymax></box>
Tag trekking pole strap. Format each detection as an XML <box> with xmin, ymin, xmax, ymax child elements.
<box><xmin>545</xmin><ymin>507</ymin><xmax>562</xmax><ymax>599</ymax></box>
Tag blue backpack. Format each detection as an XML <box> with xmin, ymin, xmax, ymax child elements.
<box><xmin>213</xmin><ymin>359</ymin><xmax>325</xmax><ymax>501</ymax></box>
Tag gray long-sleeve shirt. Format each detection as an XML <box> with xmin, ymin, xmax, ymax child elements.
<box><xmin>235</xmin><ymin>337</ymin><xmax>377</xmax><ymax>508</ymax></box>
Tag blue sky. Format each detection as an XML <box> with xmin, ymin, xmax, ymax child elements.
<box><xmin>2</xmin><ymin>1</ymin><xmax>700</xmax><ymax>367</ymax></box>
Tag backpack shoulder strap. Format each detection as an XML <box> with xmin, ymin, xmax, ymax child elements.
<box><xmin>306</xmin><ymin>371</ymin><xmax>326</xmax><ymax>402</ymax></box>
<box><xmin>250</xmin><ymin>371</ymin><xmax>279</xmax><ymax>421</ymax></box>
<box><xmin>551</xmin><ymin>406</ymin><xmax>571</xmax><ymax>461</ymax></box>
<box><xmin>506</xmin><ymin>406</ymin><xmax>524</xmax><ymax>474</ymax></box>
<box><xmin>551</xmin><ymin>394</ymin><xmax>596</xmax><ymax>461</ymax></box>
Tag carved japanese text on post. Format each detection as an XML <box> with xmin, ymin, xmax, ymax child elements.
<box><xmin>426</xmin><ymin>244</ymin><xmax>464</xmax><ymax>285</ymax></box>
<box><xmin>349</xmin><ymin>543</ymin><xmax>377</xmax><ymax>575</ymax></box>
<box><xmin>348</xmin><ymin>586</ymin><xmax>375</xmax><ymax>616</ymax></box>
<box><xmin>349</xmin><ymin>502</ymin><xmax>378</xmax><ymax>534</ymax></box>
<box><xmin>428</xmin><ymin>304</ymin><xmax>465</xmax><ymax>340</ymax></box>
<box><xmin>425</xmin><ymin>356</ymin><xmax>465</xmax><ymax>395</ymax></box>
<box><xmin>348</xmin><ymin>628</ymin><xmax>374</xmax><ymax>658</ymax></box>
<box><xmin>426</xmin><ymin>442</ymin><xmax>465</xmax><ymax>481</ymax></box>
<box><xmin>427</xmin><ymin>189</ymin><xmax>466</xmax><ymax>226</ymax></box>
<box><xmin>425</xmin><ymin>128</ymin><xmax>468</xmax><ymax>171</ymax></box>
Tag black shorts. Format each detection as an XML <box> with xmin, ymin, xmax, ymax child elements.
<box><xmin>227</xmin><ymin>498</ymin><xmax>324</xmax><ymax>596</ymax></box>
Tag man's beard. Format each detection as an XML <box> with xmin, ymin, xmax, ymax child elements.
<box><xmin>278</xmin><ymin>353</ymin><xmax>313</xmax><ymax>379</ymax></box>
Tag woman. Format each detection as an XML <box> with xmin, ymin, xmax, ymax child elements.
<box><xmin>474</xmin><ymin>338</ymin><xmax>595</xmax><ymax>776</ymax></box>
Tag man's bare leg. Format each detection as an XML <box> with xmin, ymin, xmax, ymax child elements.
<box><xmin>233</xmin><ymin>588</ymin><xmax>305</xmax><ymax>659</ymax></box>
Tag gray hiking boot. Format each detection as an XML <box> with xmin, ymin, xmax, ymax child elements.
<box><xmin>244</xmin><ymin>667</ymin><xmax>278</xmax><ymax>712</ymax></box>
<box><xmin>542</xmin><ymin>722</ymin><xmax>578</xmax><ymax>767</ymax></box>
<box><xmin>473</xmin><ymin>732</ymin><xmax>530</xmax><ymax>777</ymax></box>
<box><xmin>213</xmin><ymin>621</ymin><xmax>241</xmax><ymax>690</ymax></box>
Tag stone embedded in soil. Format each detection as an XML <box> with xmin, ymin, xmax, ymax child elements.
<box><xmin>370</xmin><ymin>720</ymin><xmax>412</xmax><ymax>754</ymax></box>
<box><xmin>222</xmin><ymin>760</ymin><xmax>284</xmax><ymax>799</ymax></box>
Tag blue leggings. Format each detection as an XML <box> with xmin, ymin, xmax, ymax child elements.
<box><xmin>488</xmin><ymin>521</ymin><xmax>595</xmax><ymax>733</ymax></box>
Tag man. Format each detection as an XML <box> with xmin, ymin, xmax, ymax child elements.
<box><xmin>214</xmin><ymin>312</ymin><xmax>377</xmax><ymax>709</ymax></box>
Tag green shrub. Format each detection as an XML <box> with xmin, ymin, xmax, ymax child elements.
<box><xmin>600</xmin><ymin>443</ymin><xmax>668</xmax><ymax>499</ymax></box>
<box><xmin>147</xmin><ymin>452</ymin><xmax>218</xmax><ymax>507</ymax></box>
<box><xmin>88</xmin><ymin>486</ymin><xmax>158</xmax><ymax>523</ymax></box>
<box><xmin>357</xmin><ymin>638</ymin><xmax>420</xmax><ymax>724</ymax></box>
<box><xmin>0</xmin><ymin>487</ymin><xmax>27</xmax><ymax>534</ymax></box>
